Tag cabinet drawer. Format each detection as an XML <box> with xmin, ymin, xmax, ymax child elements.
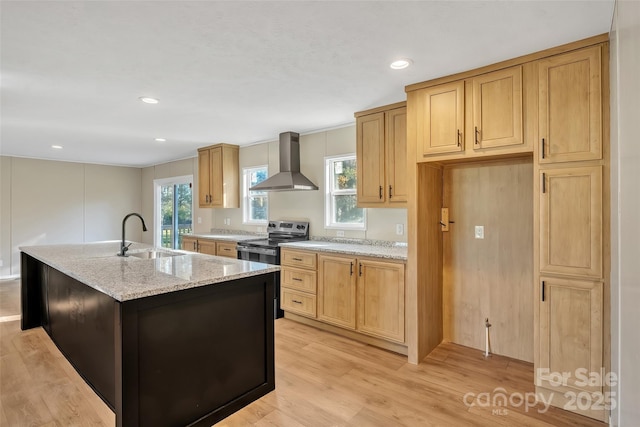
<box><xmin>282</xmin><ymin>267</ymin><xmax>316</xmax><ymax>294</ymax></box>
<box><xmin>216</xmin><ymin>241</ymin><xmax>237</xmax><ymax>258</ymax></box>
<box><xmin>281</xmin><ymin>289</ymin><xmax>316</xmax><ymax>318</ymax></box>
<box><xmin>281</xmin><ymin>249</ymin><xmax>317</xmax><ymax>270</ymax></box>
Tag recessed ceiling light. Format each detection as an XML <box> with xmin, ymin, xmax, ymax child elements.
<box><xmin>155</xmin><ymin>138</ymin><xmax>166</xmax><ymax>142</ymax></box>
<box><xmin>139</xmin><ymin>97</ymin><xmax>159</xmax><ymax>104</ymax></box>
<box><xmin>51</xmin><ymin>145</ymin><xmax>63</xmax><ymax>149</ymax></box>
<box><xmin>390</xmin><ymin>59</ymin><xmax>413</xmax><ymax>70</ymax></box>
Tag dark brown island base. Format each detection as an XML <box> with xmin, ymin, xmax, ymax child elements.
<box><xmin>20</xmin><ymin>242</ymin><xmax>280</xmax><ymax>427</ymax></box>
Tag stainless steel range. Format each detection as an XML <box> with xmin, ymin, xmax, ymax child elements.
<box><xmin>236</xmin><ymin>220</ymin><xmax>310</xmax><ymax>318</ymax></box>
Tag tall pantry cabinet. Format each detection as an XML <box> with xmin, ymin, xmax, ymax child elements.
<box><xmin>534</xmin><ymin>44</ymin><xmax>608</xmax><ymax>421</ymax></box>
<box><xmin>404</xmin><ymin>35</ymin><xmax>610</xmax><ymax>422</ymax></box>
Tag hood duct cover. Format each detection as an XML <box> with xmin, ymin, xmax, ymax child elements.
<box><xmin>250</xmin><ymin>131</ymin><xmax>319</xmax><ymax>191</ymax></box>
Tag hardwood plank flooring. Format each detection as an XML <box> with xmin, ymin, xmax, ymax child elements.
<box><xmin>0</xmin><ymin>279</ymin><xmax>606</xmax><ymax>426</ymax></box>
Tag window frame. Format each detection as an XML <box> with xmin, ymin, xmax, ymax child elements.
<box><xmin>324</xmin><ymin>154</ymin><xmax>366</xmax><ymax>230</ymax></box>
<box><xmin>242</xmin><ymin>165</ymin><xmax>269</xmax><ymax>225</ymax></box>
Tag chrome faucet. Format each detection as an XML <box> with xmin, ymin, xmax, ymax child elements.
<box><xmin>119</xmin><ymin>213</ymin><xmax>148</xmax><ymax>257</ymax></box>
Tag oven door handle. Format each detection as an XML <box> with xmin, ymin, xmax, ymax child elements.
<box><xmin>236</xmin><ymin>245</ymin><xmax>278</xmax><ymax>257</ymax></box>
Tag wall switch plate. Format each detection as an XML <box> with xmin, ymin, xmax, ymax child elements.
<box><xmin>475</xmin><ymin>226</ymin><xmax>484</xmax><ymax>239</ymax></box>
<box><xmin>224</xmin><ymin>218</ymin><xmax>231</xmax><ymax>225</ymax></box>
<box><xmin>0</xmin><ymin>260</ymin><xmax>3</xmax><ymax>267</ymax></box>
<box><xmin>336</xmin><ymin>230</ymin><xmax>345</xmax><ymax>237</ymax></box>
<box><xmin>396</xmin><ymin>224</ymin><xmax>404</xmax><ymax>235</ymax></box>
<box><xmin>197</xmin><ymin>217</ymin><xmax>202</xmax><ymax>224</ymax></box>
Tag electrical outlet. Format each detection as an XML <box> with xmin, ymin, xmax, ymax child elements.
<box><xmin>224</xmin><ymin>218</ymin><xmax>231</xmax><ymax>225</ymax></box>
<box><xmin>0</xmin><ymin>259</ymin><xmax>3</xmax><ymax>267</ymax></box>
<box><xmin>197</xmin><ymin>217</ymin><xmax>202</xmax><ymax>224</ymax></box>
<box><xmin>396</xmin><ymin>224</ymin><xmax>404</xmax><ymax>235</ymax></box>
<box><xmin>475</xmin><ymin>225</ymin><xmax>484</xmax><ymax>239</ymax></box>
<box><xmin>336</xmin><ymin>230</ymin><xmax>345</xmax><ymax>237</ymax></box>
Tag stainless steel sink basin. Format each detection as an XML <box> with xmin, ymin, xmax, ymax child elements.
<box><xmin>127</xmin><ymin>249</ymin><xmax>183</xmax><ymax>259</ymax></box>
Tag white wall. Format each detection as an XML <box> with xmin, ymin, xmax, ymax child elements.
<box><xmin>0</xmin><ymin>157</ymin><xmax>142</xmax><ymax>277</ymax></box>
<box><xmin>609</xmin><ymin>1</ymin><xmax>640</xmax><ymax>425</ymax></box>
<box><xmin>210</xmin><ymin>125</ymin><xmax>408</xmax><ymax>241</ymax></box>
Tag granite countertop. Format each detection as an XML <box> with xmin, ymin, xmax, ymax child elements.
<box><xmin>279</xmin><ymin>239</ymin><xmax>408</xmax><ymax>261</ymax></box>
<box><xmin>185</xmin><ymin>233</ymin><xmax>261</xmax><ymax>242</ymax></box>
<box><xmin>20</xmin><ymin>241</ymin><xmax>279</xmax><ymax>302</ymax></box>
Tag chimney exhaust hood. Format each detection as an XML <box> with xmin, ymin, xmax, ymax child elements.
<box><xmin>250</xmin><ymin>131</ymin><xmax>318</xmax><ymax>191</ymax></box>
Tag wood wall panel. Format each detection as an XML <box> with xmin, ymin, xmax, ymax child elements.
<box><xmin>443</xmin><ymin>158</ymin><xmax>534</xmax><ymax>362</ymax></box>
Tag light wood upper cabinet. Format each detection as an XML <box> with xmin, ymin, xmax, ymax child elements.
<box><xmin>538</xmin><ymin>46</ymin><xmax>602</xmax><ymax>163</ymax></box>
<box><xmin>356</xmin><ymin>112</ymin><xmax>386</xmax><ymax>205</ymax></box>
<box><xmin>355</xmin><ymin>103</ymin><xmax>407</xmax><ymax>207</ymax></box>
<box><xmin>317</xmin><ymin>254</ymin><xmax>357</xmax><ymax>330</ymax></box>
<box><xmin>357</xmin><ymin>259</ymin><xmax>405</xmax><ymax>343</ymax></box>
<box><xmin>415</xmin><ymin>81</ymin><xmax>465</xmax><ymax>158</ymax></box>
<box><xmin>540</xmin><ymin>166</ymin><xmax>602</xmax><ymax>278</ymax></box>
<box><xmin>537</xmin><ymin>277</ymin><xmax>603</xmax><ymax>394</ymax></box>
<box><xmin>472</xmin><ymin>66</ymin><xmax>523</xmax><ymax>149</ymax></box>
<box><xmin>197</xmin><ymin>143</ymin><xmax>239</xmax><ymax>208</ymax></box>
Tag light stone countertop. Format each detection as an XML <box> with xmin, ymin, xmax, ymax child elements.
<box><xmin>185</xmin><ymin>233</ymin><xmax>262</xmax><ymax>242</ymax></box>
<box><xmin>279</xmin><ymin>240</ymin><xmax>408</xmax><ymax>261</ymax></box>
<box><xmin>20</xmin><ymin>241</ymin><xmax>280</xmax><ymax>302</ymax></box>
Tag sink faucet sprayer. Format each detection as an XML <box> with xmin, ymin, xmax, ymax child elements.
<box><xmin>119</xmin><ymin>213</ymin><xmax>147</xmax><ymax>257</ymax></box>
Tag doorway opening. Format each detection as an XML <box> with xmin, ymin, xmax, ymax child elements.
<box><xmin>154</xmin><ymin>175</ymin><xmax>193</xmax><ymax>249</ymax></box>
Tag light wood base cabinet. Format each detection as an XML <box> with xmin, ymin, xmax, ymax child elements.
<box><xmin>181</xmin><ymin>236</ymin><xmax>238</xmax><ymax>258</ymax></box>
<box><xmin>357</xmin><ymin>259</ymin><xmax>405</xmax><ymax>343</ymax></box>
<box><xmin>280</xmin><ymin>249</ymin><xmax>318</xmax><ymax>319</ymax></box>
<box><xmin>317</xmin><ymin>254</ymin><xmax>357</xmax><ymax>329</ymax></box>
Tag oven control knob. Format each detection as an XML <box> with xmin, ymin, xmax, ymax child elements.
<box><xmin>268</xmin><ymin>222</ymin><xmax>275</xmax><ymax>228</ymax></box>
<box><xmin>296</xmin><ymin>224</ymin><xmax>305</xmax><ymax>230</ymax></box>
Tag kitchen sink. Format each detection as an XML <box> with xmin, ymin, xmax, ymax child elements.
<box><xmin>127</xmin><ymin>249</ymin><xmax>183</xmax><ymax>259</ymax></box>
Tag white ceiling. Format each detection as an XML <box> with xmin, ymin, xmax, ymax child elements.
<box><xmin>1</xmin><ymin>1</ymin><xmax>614</xmax><ymax>167</ymax></box>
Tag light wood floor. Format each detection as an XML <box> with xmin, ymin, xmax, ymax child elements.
<box><xmin>0</xmin><ymin>279</ymin><xmax>605</xmax><ymax>426</ymax></box>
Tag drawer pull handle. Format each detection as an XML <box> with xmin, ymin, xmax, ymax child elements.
<box><xmin>292</xmin><ymin>277</ymin><xmax>303</xmax><ymax>282</ymax></box>
<box><xmin>475</xmin><ymin>126</ymin><xmax>480</xmax><ymax>146</ymax></box>
<box><xmin>292</xmin><ymin>257</ymin><xmax>303</xmax><ymax>261</ymax></box>
<box><xmin>379</xmin><ymin>185</ymin><xmax>383</xmax><ymax>199</ymax></box>
<box><xmin>457</xmin><ymin>129</ymin><xmax>462</xmax><ymax>147</ymax></box>
<box><xmin>292</xmin><ymin>300</ymin><xmax>302</xmax><ymax>304</ymax></box>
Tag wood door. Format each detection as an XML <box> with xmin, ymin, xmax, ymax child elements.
<box><xmin>385</xmin><ymin>107</ymin><xmax>408</xmax><ymax>205</ymax></box>
<box><xmin>209</xmin><ymin>146</ymin><xmax>224</xmax><ymax>207</ymax></box>
<box><xmin>539</xmin><ymin>46</ymin><xmax>602</xmax><ymax>163</ymax></box>
<box><xmin>317</xmin><ymin>254</ymin><xmax>357</xmax><ymax>330</ymax></box>
<box><xmin>197</xmin><ymin>239</ymin><xmax>217</xmax><ymax>256</ymax></box>
<box><xmin>540</xmin><ymin>166</ymin><xmax>602</xmax><ymax>278</ymax></box>
<box><xmin>216</xmin><ymin>241</ymin><xmax>237</xmax><ymax>258</ymax></box>
<box><xmin>356</xmin><ymin>259</ymin><xmax>405</xmax><ymax>343</ymax></box>
<box><xmin>197</xmin><ymin>149</ymin><xmax>211</xmax><ymax>207</ymax></box>
<box><xmin>181</xmin><ymin>236</ymin><xmax>198</xmax><ymax>252</ymax></box>
<box><xmin>415</xmin><ymin>81</ymin><xmax>464</xmax><ymax>159</ymax></box>
<box><xmin>472</xmin><ymin>66</ymin><xmax>523</xmax><ymax>149</ymax></box>
<box><xmin>538</xmin><ymin>277</ymin><xmax>603</xmax><ymax>393</ymax></box>
<box><xmin>356</xmin><ymin>112</ymin><xmax>386</xmax><ymax>205</ymax></box>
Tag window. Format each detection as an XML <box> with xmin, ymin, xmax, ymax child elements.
<box><xmin>153</xmin><ymin>175</ymin><xmax>193</xmax><ymax>249</ymax></box>
<box><xmin>325</xmin><ymin>155</ymin><xmax>365</xmax><ymax>229</ymax></box>
<box><xmin>243</xmin><ymin>166</ymin><xmax>268</xmax><ymax>224</ymax></box>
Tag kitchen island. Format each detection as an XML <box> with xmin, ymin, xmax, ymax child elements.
<box><xmin>20</xmin><ymin>241</ymin><xmax>280</xmax><ymax>427</ymax></box>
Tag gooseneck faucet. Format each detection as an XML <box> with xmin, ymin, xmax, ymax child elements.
<box><xmin>119</xmin><ymin>213</ymin><xmax>148</xmax><ymax>257</ymax></box>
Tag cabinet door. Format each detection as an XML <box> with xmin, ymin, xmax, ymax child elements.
<box><xmin>181</xmin><ymin>236</ymin><xmax>198</xmax><ymax>252</ymax></box>
<box><xmin>209</xmin><ymin>146</ymin><xmax>224</xmax><ymax>207</ymax></box>
<box><xmin>540</xmin><ymin>166</ymin><xmax>602</xmax><ymax>278</ymax></box>
<box><xmin>357</xmin><ymin>260</ymin><xmax>405</xmax><ymax>343</ymax></box>
<box><xmin>472</xmin><ymin>66</ymin><xmax>523</xmax><ymax>149</ymax></box>
<box><xmin>386</xmin><ymin>107</ymin><xmax>408</xmax><ymax>205</ymax></box>
<box><xmin>198</xmin><ymin>239</ymin><xmax>217</xmax><ymax>256</ymax></box>
<box><xmin>538</xmin><ymin>277</ymin><xmax>603</xmax><ymax>393</ymax></box>
<box><xmin>198</xmin><ymin>149</ymin><xmax>211</xmax><ymax>207</ymax></box>
<box><xmin>216</xmin><ymin>241</ymin><xmax>237</xmax><ymax>258</ymax></box>
<box><xmin>415</xmin><ymin>81</ymin><xmax>464</xmax><ymax>159</ymax></box>
<box><xmin>539</xmin><ymin>46</ymin><xmax>602</xmax><ymax>163</ymax></box>
<box><xmin>356</xmin><ymin>112</ymin><xmax>386</xmax><ymax>205</ymax></box>
<box><xmin>317</xmin><ymin>255</ymin><xmax>356</xmax><ymax>330</ymax></box>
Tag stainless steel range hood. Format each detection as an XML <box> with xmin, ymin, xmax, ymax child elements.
<box><xmin>250</xmin><ymin>132</ymin><xmax>318</xmax><ymax>191</ymax></box>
